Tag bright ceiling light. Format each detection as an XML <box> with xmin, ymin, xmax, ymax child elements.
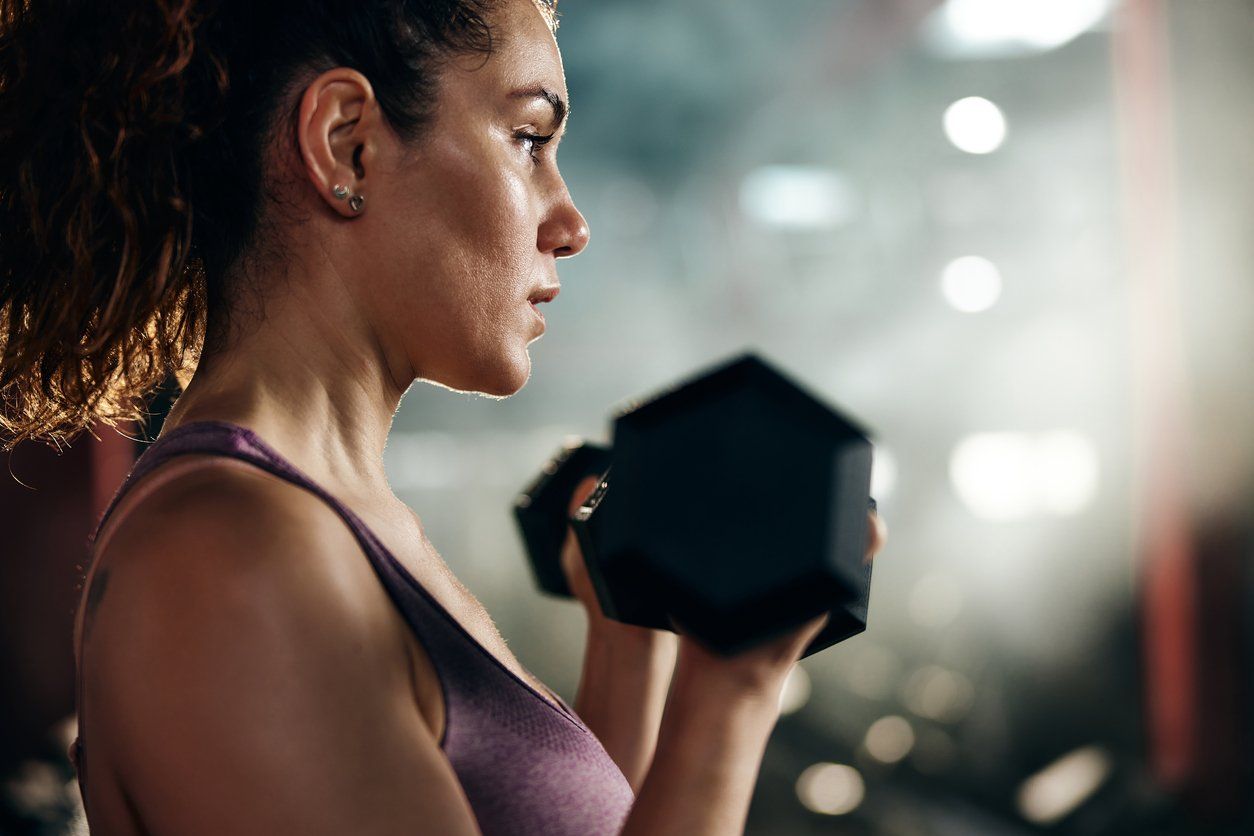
<box><xmin>950</xmin><ymin>432</ymin><xmax>1036</xmax><ymax>519</ymax></box>
<box><xmin>949</xmin><ymin>431</ymin><xmax>1100</xmax><ymax>520</ymax></box>
<box><xmin>941</xmin><ymin>255</ymin><xmax>1002</xmax><ymax>312</ymax></box>
<box><xmin>943</xmin><ymin>97</ymin><xmax>1007</xmax><ymax>155</ymax></box>
<box><xmin>926</xmin><ymin>0</ymin><xmax>1113</xmax><ymax>59</ymax></box>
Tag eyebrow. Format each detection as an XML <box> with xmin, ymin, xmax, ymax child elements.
<box><xmin>509</xmin><ymin>86</ymin><xmax>568</xmax><ymax>131</ymax></box>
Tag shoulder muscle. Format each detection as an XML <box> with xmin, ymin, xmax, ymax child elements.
<box><xmin>83</xmin><ymin>464</ymin><xmax>480</xmax><ymax>835</ymax></box>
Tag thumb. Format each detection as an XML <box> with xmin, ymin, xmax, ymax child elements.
<box><xmin>568</xmin><ymin>474</ymin><xmax>602</xmax><ymax>517</ymax></box>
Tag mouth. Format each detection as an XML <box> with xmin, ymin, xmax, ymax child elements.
<box><xmin>527</xmin><ymin>285</ymin><xmax>559</xmax><ymax>327</ymax></box>
<box><xmin>528</xmin><ymin>285</ymin><xmax>560</xmax><ymax>305</ymax></box>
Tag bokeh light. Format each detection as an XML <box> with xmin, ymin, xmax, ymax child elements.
<box><xmin>940</xmin><ymin>255</ymin><xmax>1003</xmax><ymax>313</ymax></box>
<box><xmin>739</xmin><ymin>165</ymin><xmax>860</xmax><ymax>231</ymax></box>
<box><xmin>1016</xmin><ymin>746</ymin><xmax>1113</xmax><ymax>825</ymax></box>
<box><xmin>943</xmin><ymin>96</ymin><xmax>1008</xmax><ymax>154</ymax></box>
<box><xmin>949</xmin><ymin>431</ymin><xmax>1100</xmax><ymax>520</ymax></box>
<box><xmin>901</xmin><ymin>666</ymin><xmax>976</xmax><ymax>723</ymax></box>
<box><xmin>933</xmin><ymin>0</ymin><xmax>1113</xmax><ymax>57</ymax></box>
<box><xmin>796</xmin><ymin>763</ymin><xmax>866</xmax><ymax>815</ymax></box>
<box><xmin>864</xmin><ymin>716</ymin><xmax>916</xmax><ymax>764</ymax></box>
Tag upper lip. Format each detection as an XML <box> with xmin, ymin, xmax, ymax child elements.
<box><xmin>528</xmin><ymin>285</ymin><xmax>560</xmax><ymax>304</ymax></box>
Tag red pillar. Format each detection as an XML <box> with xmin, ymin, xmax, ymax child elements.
<box><xmin>1114</xmin><ymin>0</ymin><xmax>1246</xmax><ymax>814</ymax></box>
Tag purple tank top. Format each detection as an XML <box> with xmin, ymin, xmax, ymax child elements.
<box><xmin>72</xmin><ymin>420</ymin><xmax>634</xmax><ymax>835</ymax></box>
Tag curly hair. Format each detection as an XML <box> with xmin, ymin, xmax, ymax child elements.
<box><xmin>0</xmin><ymin>0</ymin><xmax>562</xmax><ymax>450</ymax></box>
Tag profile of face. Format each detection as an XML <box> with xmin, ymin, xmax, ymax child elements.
<box><xmin>296</xmin><ymin>0</ymin><xmax>589</xmax><ymax>401</ymax></box>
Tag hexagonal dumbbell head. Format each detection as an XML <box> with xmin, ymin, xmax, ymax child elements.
<box><xmin>513</xmin><ymin>439</ymin><xmax>613</xmax><ymax>597</ymax></box>
<box><xmin>581</xmin><ymin>352</ymin><xmax>875</xmax><ymax>657</ymax></box>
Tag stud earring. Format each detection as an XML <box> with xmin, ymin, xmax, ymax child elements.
<box><xmin>348</xmin><ymin>194</ymin><xmax>365</xmax><ymax>213</ymax></box>
<box><xmin>332</xmin><ymin>184</ymin><xmax>349</xmax><ymax>200</ymax></box>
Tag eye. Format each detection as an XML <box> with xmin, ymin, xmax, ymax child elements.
<box><xmin>514</xmin><ymin>130</ymin><xmax>555</xmax><ymax>165</ymax></box>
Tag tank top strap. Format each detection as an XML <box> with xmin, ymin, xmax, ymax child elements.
<box><xmin>88</xmin><ymin>419</ymin><xmax>345</xmax><ymax>548</ymax></box>
<box><xmin>88</xmin><ymin>420</ymin><xmax>415</xmax><ymax>582</ymax></box>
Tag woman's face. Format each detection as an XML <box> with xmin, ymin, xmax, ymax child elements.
<box><xmin>364</xmin><ymin>0</ymin><xmax>588</xmax><ymax>398</ymax></box>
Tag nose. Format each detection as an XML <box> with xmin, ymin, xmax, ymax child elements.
<box><xmin>539</xmin><ymin>186</ymin><xmax>590</xmax><ymax>259</ymax></box>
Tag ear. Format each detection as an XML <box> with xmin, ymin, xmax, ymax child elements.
<box><xmin>295</xmin><ymin>67</ymin><xmax>383</xmax><ymax>218</ymax></box>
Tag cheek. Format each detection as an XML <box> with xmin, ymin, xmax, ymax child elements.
<box><xmin>446</xmin><ymin>165</ymin><xmax>541</xmax><ymax>309</ymax></box>
<box><xmin>412</xmin><ymin>159</ymin><xmax>535</xmax><ymax>271</ymax></box>
<box><xmin>464</xmin><ymin>165</ymin><xmax>537</xmax><ymax>257</ymax></box>
<box><xmin>377</xmin><ymin>143</ymin><xmax>540</xmax><ymax>339</ymax></box>
<box><xmin>428</xmin><ymin>133</ymin><xmax>532</xmax><ymax>235</ymax></box>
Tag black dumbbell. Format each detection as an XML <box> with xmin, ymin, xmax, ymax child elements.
<box><xmin>513</xmin><ymin>351</ymin><xmax>876</xmax><ymax>658</ymax></box>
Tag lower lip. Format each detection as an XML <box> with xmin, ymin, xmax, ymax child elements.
<box><xmin>529</xmin><ymin>301</ymin><xmax>545</xmax><ymax>324</ymax></box>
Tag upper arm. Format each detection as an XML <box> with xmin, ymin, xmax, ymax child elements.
<box><xmin>83</xmin><ymin>468</ymin><xmax>481</xmax><ymax>836</ymax></box>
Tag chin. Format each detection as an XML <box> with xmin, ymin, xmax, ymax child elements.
<box><xmin>486</xmin><ymin>352</ymin><xmax>533</xmax><ymax>398</ymax></box>
<box><xmin>435</xmin><ymin>350</ymin><xmax>532</xmax><ymax>399</ymax></box>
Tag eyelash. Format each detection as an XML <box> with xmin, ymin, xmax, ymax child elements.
<box><xmin>515</xmin><ymin>130</ymin><xmax>555</xmax><ymax>165</ymax></box>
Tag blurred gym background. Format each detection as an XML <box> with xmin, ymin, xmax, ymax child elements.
<box><xmin>3</xmin><ymin>0</ymin><xmax>1252</xmax><ymax>833</ymax></box>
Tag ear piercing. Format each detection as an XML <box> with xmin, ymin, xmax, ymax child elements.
<box><xmin>332</xmin><ymin>183</ymin><xmax>365</xmax><ymax>213</ymax></box>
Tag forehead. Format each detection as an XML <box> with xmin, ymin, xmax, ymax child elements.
<box><xmin>444</xmin><ymin>0</ymin><xmax>567</xmax><ymax>99</ymax></box>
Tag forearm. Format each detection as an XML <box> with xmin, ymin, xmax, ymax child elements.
<box><xmin>574</xmin><ymin>624</ymin><xmax>677</xmax><ymax>792</ymax></box>
<box><xmin>619</xmin><ymin>662</ymin><xmax>781</xmax><ymax>836</ymax></box>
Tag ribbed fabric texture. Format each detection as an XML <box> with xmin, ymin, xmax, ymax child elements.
<box><xmin>72</xmin><ymin>420</ymin><xmax>634</xmax><ymax>835</ymax></box>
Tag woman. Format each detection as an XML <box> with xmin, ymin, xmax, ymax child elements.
<box><xmin>0</xmin><ymin>0</ymin><xmax>887</xmax><ymax>833</ymax></box>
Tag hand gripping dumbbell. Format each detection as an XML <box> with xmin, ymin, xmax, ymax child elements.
<box><xmin>512</xmin><ymin>352</ymin><xmax>876</xmax><ymax>658</ymax></box>
<box><xmin>512</xmin><ymin>440</ymin><xmax>614</xmax><ymax>597</ymax></box>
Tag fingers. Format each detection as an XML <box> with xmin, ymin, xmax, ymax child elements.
<box><xmin>865</xmin><ymin>511</ymin><xmax>888</xmax><ymax>561</ymax></box>
<box><xmin>562</xmin><ymin>475</ymin><xmax>599</xmax><ymax>583</ymax></box>
<box><xmin>568</xmin><ymin>474</ymin><xmax>601</xmax><ymax>518</ymax></box>
<box><xmin>800</xmin><ymin>610</ymin><xmax>830</xmax><ymax>643</ymax></box>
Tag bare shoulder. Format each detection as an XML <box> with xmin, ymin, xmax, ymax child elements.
<box><xmin>82</xmin><ymin>460</ymin><xmax>373</xmax><ymax>654</ymax></box>
<box><xmin>80</xmin><ymin>461</ymin><xmax>480</xmax><ymax>835</ymax></box>
<box><xmin>100</xmin><ymin>456</ymin><xmax>360</xmax><ymax>581</ymax></box>
<box><xmin>84</xmin><ymin>456</ymin><xmax>401</xmax><ymax>680</ymax></box>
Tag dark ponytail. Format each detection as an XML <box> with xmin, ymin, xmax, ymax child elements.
<box><xmin>0</xmin><ymin>0</ymin><xmax>524</xmax><ymax>450</ymax></box>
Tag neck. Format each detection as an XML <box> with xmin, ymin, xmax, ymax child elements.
<box><xmin>161</xmin><ymin>277</ymin><xmax>410</xmax><ymax>500</ymax></box>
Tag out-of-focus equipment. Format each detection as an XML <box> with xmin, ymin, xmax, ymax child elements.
<box><xmin>513</xmin><ymin>352</ymin><xmax>876</xmax><ymax>658</ymax></box>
